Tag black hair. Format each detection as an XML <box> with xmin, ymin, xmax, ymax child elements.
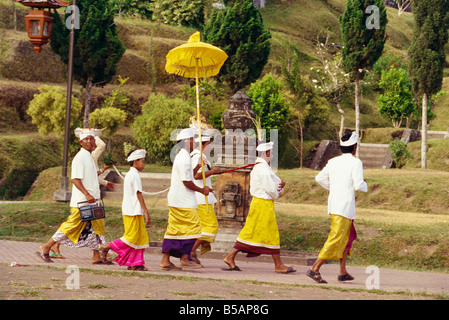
<box><xmin>340</xmin><ymin>132</ymin><xmax>356</xmax><ymax>153</ymax></box>
<box><xmin>127</xmin><ymin>149</ymin><xmax>137</xmax><ymax>166</ymax></box>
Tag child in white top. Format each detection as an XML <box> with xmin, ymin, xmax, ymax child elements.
<box><xmin>99</xmin><ymin>149</ymin><xmax>151</xmax><ymax>271</ymax></box>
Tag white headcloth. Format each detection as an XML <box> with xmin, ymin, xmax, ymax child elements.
<box><xmin>256</xmin><ymin>142</ymin><xmax>274</xmax><ymax>152</ymax></box>
<box><xmin>176</xmin><ymin>128</ymin><xmax>195</xmax><ymax>141</ymax></box>
<box><xmin>127</xmin><ymin>149</ymin><xmax>146</xmax><ymax>162</ymax></box>
<box><xmin>194</xmin><ymin>130</ymin><xmax>211</xmax><ymax>143</ymax></box>
<box><xmin>79</xmin><ymin>129</ymin><xmax>95</xmax><ymax>141</ymax></box>
<box><xmin>340</xmin><ymin>131</ymin><xmax>358</xmax><ymax>147</ymax></box>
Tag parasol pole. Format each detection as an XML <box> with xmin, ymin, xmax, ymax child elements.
<box><xmin>195</xmin><ymin>57</ymin><xmax>209</xmax><ymax>212</ymax></box>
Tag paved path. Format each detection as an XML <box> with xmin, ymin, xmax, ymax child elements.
<box><xmin>1</xmin><ymin>240</ymin><xmax>448</xmax><ymax>296</ymax></box>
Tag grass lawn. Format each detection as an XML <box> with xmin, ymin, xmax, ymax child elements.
<box><xmin>14</xmin><ymin>166</ymin><xmax>449</xmax><ymax>273</ymax></box>
<box><xmin>4</xmin><ymin>159</ymin><xmax>449</xmax><ymax>273</ymax></box>
<box><xmin>1</xmin><ymin>195</ymin><xmax>449</xmax><ymax>273</ymax></box>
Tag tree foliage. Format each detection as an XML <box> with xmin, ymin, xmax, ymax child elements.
<box><xmin>378</xmin><ymin>66</ymin><xmax>417</xmax><ymax>128</ymax></box>
<box><xmin>311</xmin><ymin>34</ymin><xmax>351</xmax><ymax>138</ymax></box>
<box><xmin>152</xmin><ymin>0</ymin><xmax>206</xmax><ymax>28</ymax></box>
<box><xmin>390</xmin><ymin>0</ymin><xmax>411</xmax><ymax>16</ymax></box>
<box><xmin>389</xmin><ymin>139</ymin><xmax>412</xmax><ymax>169</ymax></box>
<box><xmin>27</xmin><ymin>85</ymin><xmax>83</xmax><ymax>135</ymax></box>
<box><xmin>131</xmin><ymin>93</ymin><xmax>195</xmax><ymax>165</ymax></box>
<box><xmin>282</xmin><ymin>46</ymin><xmax>329</xmax><ymax>167</ymax></box>
<box><xmin>247</xmin><ymin>73</ymin><xmax>289</xmax><ymax>140</ymax></box>
<box><xmin>90</xmin><ymin>75</ymin><xmax>129</xmax><ymax>136</ymax></box>
<box><xmin>408</xmin><ymin>0</ymin><xmax>449</xmax><ymax>168</ymax></box>
<box><xmin>203</xmin><ymin>0</ymin><xmax>271</xmax><ymax>92</ymax></box>
<box><xmin>89</xmin><ymin>107</ymin><xmax>127</xmax><ymax>136</ymax></box>
<box><xmin>117</xmin><ymin>0</ymin><xmax>154</xmax><ymax>18</ymax></box>
<box><xmin>340</xmin><ymin>0</ymin><xmax>387</xmax><ymax>157</ymax></box>
<box><xmin>340</xmin><ymin>0</ymin><xmax>388</xmax><ymax>81</ymax></box>
<box><xmin>50</xmin><ymin>0</ymin><xmax>126</xmax><ymax>127</ymax></box>
<box><xmin>180</xmin><ymin>80</ymin><xmax>227</xmax><ymax>131</ymax></box>
<box><xmin>408</xmin><ymin>0</ymin><xmax>449</xmax><ymax>98</ymax></box>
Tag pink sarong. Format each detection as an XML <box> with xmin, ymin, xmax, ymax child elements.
<box><xmin>109</xmin><ymin>238</ymin><xmax>145</xmax><ymax>267</ymax></box>
<box><xmin>344</xmin><ymin>222</ymin><xmax>357</xmax><ymax>251</ymax></box>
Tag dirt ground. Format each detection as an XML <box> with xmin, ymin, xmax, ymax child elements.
<box><xmin>0</xmin><ymin>264</ymin><xmax>432</xmax><ymax>301</ymax></box>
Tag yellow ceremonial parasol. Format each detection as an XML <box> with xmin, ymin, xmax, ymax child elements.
<box><xmin>165</xmin><ymin>31</ymin><xmax>228</xmax><ymax>211</ymax></box>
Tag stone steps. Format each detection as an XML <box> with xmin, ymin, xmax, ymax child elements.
<box><xmin>311</xmin><ymin>141</ymin><xmax>393</xmax><ymax>170</ymax></box>
<box><xmin>358</xmin><ymin>143</ymin><xmax>393</xmax><ymax>169</ymax></box>
<box><xmin>101</xmin><ymin>171</ymin><xmax>171</xmax><ymax>199</ymax></box>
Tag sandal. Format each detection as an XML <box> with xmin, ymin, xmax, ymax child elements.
<box><xmin>98</xmin><ymin>245</ymin><xmax>109</xmax><ymax>261</ymax></box>
<box><xmin>50</xmin><ymin>253</ymin><xmax>65</xmax><ymax>259</ymax></box>
<box><xmin>160</xmin><ymin>263</ymin><xmax>182</xmax><ymax>271</ymax></box>
<box><xmin>223</xmin><ymin>259</ymin><xmax>241</xmax><ymax>271</ymax></box>
<box><xmin>37</xmin><ymin>245</ymin><xmax>53</xmax><ymax>263</ymax></box>
<box><xmin>221</xmin><ymin>265</ymin><xmax>242</xmax><ymax>271</ymax></box>
<box><xmin>275</xmin><ymin>266</ymin><xmax>296</xmax><ymax>274</ymax></box>
<box><xmin>36</xmin><ymin>251</ymin><xmax>53</xmax><ymax>263</ymax></box>
<box><xmin>130</xmin><ymin>265</ymin><xmax>148</xmax><ymax>271</ymax></box>
<box><xmin>338</xmin><ymin>273</ymin><xmax>355</xmax><ymax>281</ymax></box>
<box><xmin>190</xmin><ymin>253</ymin><xmax>201</xmax><ymax>265</ymax></box>
<box><xmin>180</xmin><ymin>261</ymin><xmax>203</xmax><ymax>269</ymax></box>
<box><xmin>306</xmin><ymin>269</ymin><xmax>327</xmax><ymax>284</ymax></box>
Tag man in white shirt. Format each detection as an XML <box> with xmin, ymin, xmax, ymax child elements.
<box><xmin>307</xmin><ymin>131</ymin><xmax>368</xmax><ymax>284</ymax></box>
<box><xmin>38</xmin><ymin>130</ymin><xmax>112</xmax><ymax>264</ymax></box>
<box><xmin>190</xmin><ymin>132</ymin><xmax>221</xmax><ymax>264</ymax></box>
<box><xmin>160</xmin><ymin>128</ymin><xmax>210</xmax><ymax>270</ymax></box>
<box><xmin>223</xmin><ymin>142</ymin><xmax>296</xmax><ymax>274</ymax></box>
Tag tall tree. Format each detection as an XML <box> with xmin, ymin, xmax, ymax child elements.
<box><xmin>340</xmin><ymin>0</ymin><xmax>387</xmax><ymax>157</ymax></box>
<box><xmin>247</xmin><ymin>72</ymin><xmax>289</xmax><ymax>141</ymax></box>
<box><xmin>203</xmin><ymin>0</ymin><xmax>271</xmax><ymax>93</ymax></box>
<box><xmin>378</xmin><ymin>66</ymin><xmax>417</xmax><ymax>128</ymax></box>
<box><xmin>50</xmin><ymin>0</ymin><xmax>126</xmax><ymax>128</ymax></box>
<box><xmin>282</xmin><ymin>45</ymin><xmax>330</xmax><ymax>168</ymax></box>
<box><xmin>312</xmin><ymin>34</ymin><xmax>351</xmax><ymax>139</ymax></box>
<box><xmin>391</xmin><ymin>0</ymin><xmax>411</xmax><ymax>16</ymax></box>
<box><xmin>408</xmin><ymin>0</ymin><xmax>449</xmax><ymax>168</ymax></box>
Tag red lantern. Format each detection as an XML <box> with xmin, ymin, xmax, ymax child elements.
<box><xmin>16</xmin><ymin>0</ymin><xmax>69</xmax><ymax>53</ymax></box>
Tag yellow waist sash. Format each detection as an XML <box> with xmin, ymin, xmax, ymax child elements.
<box><xmin>58</xmin><ymin>207</ymin><xmax>105</xmax><ymax>244</ymax></box>
<box><xmin>164</xmin><ymin>206</ymin><xmax>202</xmax><ymax>240</ymax></box>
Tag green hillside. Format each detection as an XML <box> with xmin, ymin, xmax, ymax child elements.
<box><xmin>1</xmin><ymin>0</ymin><xmax>448</xmax><ymax>134</ymax></box>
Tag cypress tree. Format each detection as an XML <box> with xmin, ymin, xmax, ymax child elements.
<box><xmin>50</xmin><ymin>0</ymin><xmax>126</xmax><ymax>127</ymax></box>
<box><xmin>203</xmin><ymin>0</ymin><xmax>271</xmax><ymax>93</ymax></box>
<box><xmin>408</xmin><ymin>0</ymin><xmax>449</xmax><ymax>168</ymax></box>
<box><xmin>340</xmin><ymin>0</ymin><xmax>387</xmax><ymax>157</ymax></box>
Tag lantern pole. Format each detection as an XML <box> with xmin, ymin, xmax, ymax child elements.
<box><xmin>54</xmin><ymin>0</ymin><xmax>75</xmax><ymax>202</ymax></box>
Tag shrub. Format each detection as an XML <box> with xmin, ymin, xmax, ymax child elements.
<box><xmin>131</xmin><ymin>93</ymin><xmax>195</xmax><ymax>165</ymax></box>
<box><xmin>247</xmin><ymin>73</ymin><xmax>289</xmax><ymax>140</ymax></box>
<box><xmin>89</xmin><ymin>107</ymin><xmax>127</xmax><ymax>136</ymax></box>
<box><xmin>0</xmin><ymin>135</ymin><xmax>62</xmax><ymax>199</ymax></box>
<box><xmin>27</xmin><ymin>85</ymin><xmax>83</xmax><ymax>135</ymax></box>
<box><xmin>389</xmin><ymin>139</ymin><xmax>412</xmax><ymax>168</ymax></box>
<box><xmin>1</xmin><ymin>41</ymin><xmax>66</xmax><ymax>83</ymax></box>
<box><xmin>0</xmin><ymin>85</ymin><xmax>38</xmax><ymax>132</ymax></box>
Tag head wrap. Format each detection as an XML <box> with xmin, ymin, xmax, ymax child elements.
<box><xmin>127</xmin><ymin>149</ymin><xmax>146</xmax><ymax>162</ymax></box>
<box><xmin>176</xmin><ymin>128</ymin><xmax>195</xmax><ymax>141</ymax></box>
<box><xmin>340</xmin><ymin>131</ymin><xmax>358</xmax><ymax>147</ymax></box>
<box><xmin>256</xmin><ymin>142</ymin><xmax>274</xmax><ymax>152</ymax></box>
<box><xmin>79</xmin><ymin>128</ymin><xmax>95</xmax><ymax>141</ymax></box>
<box><xmin>194</xmin><ymin>129</ymin><xmax>211</xmax><ymax>143</ymax></box>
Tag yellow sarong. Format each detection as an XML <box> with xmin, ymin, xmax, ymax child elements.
<box><xmin>164</xmin><ymin>206</ymin><xmax>202</xmax><ymax>240</ymax></box>
<box><xmin>120</xmin><ymin>215</ymin><xmax>149</xmax><ymax>249</ymax></box>
<box><xmin>58</xmin><ymin>207</ymin><xmax>105</xmax><ymax>244</ymax></box>
<box><xmin>196</xmin><ymin>204</ymin><xmax>218</xmax><ymax>254</ymax></box>
<box><xmin>236</xmin><ymin>197</ymin><xmax>280</xmax><ymax>250</ymax></box>
<box><xmin>318</xmin><ymin>214</ymin><xmax>353</xmax><ymax>260</ymax></box>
